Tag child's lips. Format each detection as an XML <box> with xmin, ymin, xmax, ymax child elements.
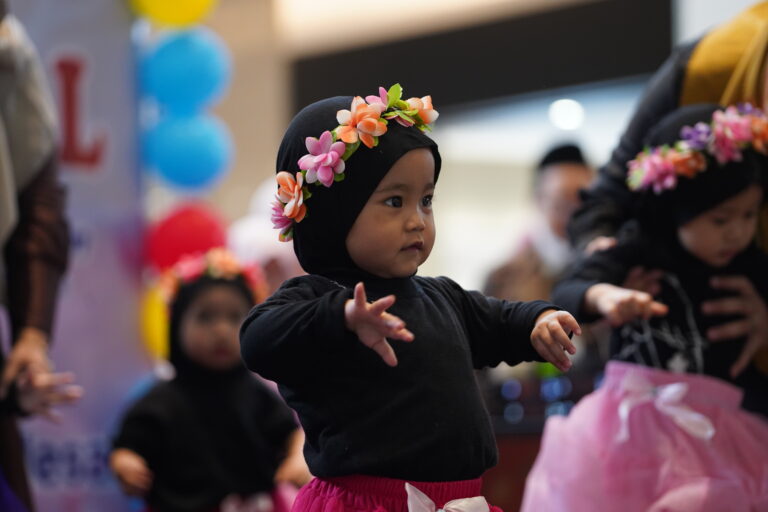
<box><xmin>402</xmin><ymin>241</ymin><xmax>424</xmax><ymax>251</ymax></box>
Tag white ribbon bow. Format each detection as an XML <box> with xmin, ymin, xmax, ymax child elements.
<box><xmin>615</xmin><ymin>372</ymin><xmax>715</xmax><ymax>442</ymax></box>
<box><xmin>406</xmin><ymin>483</ymin><xmax>489</xmax><ymax>512</ymax></box>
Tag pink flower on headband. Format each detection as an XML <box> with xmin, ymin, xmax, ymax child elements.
<box><xmin>336</xmin><ymin>96</ymin><xmax>388</xmax><ymax>149</ymax></box>
<box><xmin>627</xmin><ymin>103</ymin><xmax>767</xmax><ymax>193</ymax></box>
<box><xmin>298</xmin><ymin>131</ymin><xmax>347</xmax><ymax>187</ymax></box>
<box><xmin>270</xmin><ymin>200</ymin><xmax>294</xmax><ymax>240</ymax></box>
<box><xmin>710</xmin><ymin>106</ymin><xmax>752</xmax><ymax>163</ymax></box>
<box><xmin>365</xmin><ymin>87</ymin><xmax>389</xmax><ymax>114</ymax></box>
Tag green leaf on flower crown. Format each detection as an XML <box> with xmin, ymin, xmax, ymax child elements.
<box><xmin>395</xmin><ymin>111</ymin><xmax>416</xmax><ymax>124</ymax></box>
<box><xmin>372</xmin><ymin>136</ymin><xmax>380</xmax><ymax>147</ymax></box>
<box><xmin>334</xmin><ymin>172</ymin><xmax>345</xmax><ymax>182</ymax></box>
<box><xmin>302</xmin><ymin>187</ymin><xmax>312</xmax><ymax>200</ymax></box>
<box><xmin>393</xmin><ymin>99</ymin><xmax>409</xmax><ymax>110</ymax></box>
<box><xmin>387</xmin><ymin>83</ymin><xmax>403</xmax><ymax>107</ymax></box>
<box><xmin>342</xmin><ymin>140</ymin><xmax>360</xmax><ymax>160</ymax></box>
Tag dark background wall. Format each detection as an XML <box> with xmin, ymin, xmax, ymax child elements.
<box><xmin>292</xmin><ymin>0</ymin><xmax>672</xmax><ymax>112</ymax></box>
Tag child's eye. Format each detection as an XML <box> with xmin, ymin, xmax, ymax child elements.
<box><xmin>711</xmin><ymin>217</ymin><xmax>729</xmax><ymax>226</ymax></box>
<box><xmin>384</xmin><ymin>196</ymin><xmax>403</xmax><ymax>207</ymax></box>
<box><xmin>422</xmin><ymin>195</ymin><xmax>433</xmax><ymax>208</ymax></box>
<box><xmin>745</xmin><ymin>210</ymin><xmax>757</xmax><ymax>219</ymax></box>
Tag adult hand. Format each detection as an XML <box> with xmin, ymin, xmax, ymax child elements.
<box><xmin>16</xmin><ymin>369</ymin><xmax>83</xmax><ymax>421</ymax></box>
<box><xmin>1</xmin><ymin>327</ymin><xmax>51</xmax><ymax>399</ymax></box>
<box><xmin>702</xmin><ymin>276</ymin><xmax>768</xmax><ymax>378</ymax></box>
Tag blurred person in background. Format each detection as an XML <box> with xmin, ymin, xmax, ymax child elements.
<box><xmin>485</xmin><ymin>143</ymin><xmax>594</xmax><ymax>303</ymax></box>
<box><xmin>0</xmin><ymin>1</ymin><xmax>82</xmax><ymax>511</ymax></box>
<box><xmin>568</xmin><ymin>1</ymin><xmax>768</xmax><ymax>378</ymax></box>
<box><xmin>111</xmin><ymin>249</ymin><xmax>310</xmax><ymax>512</ymax></box>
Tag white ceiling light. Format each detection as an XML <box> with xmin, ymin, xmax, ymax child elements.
<box><xmin>548</xmin><ymin>98</ymin><xmax>585</xmax><ymax>130</ymax></box>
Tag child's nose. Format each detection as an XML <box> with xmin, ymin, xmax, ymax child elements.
<box><xmin>405</xmin><ymin>208</ymin><xmax>426</xmax><ymax>231</ymax></box>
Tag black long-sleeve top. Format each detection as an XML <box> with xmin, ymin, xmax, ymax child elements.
<box><xmin>240</xmin><ymin>272</ymin><xmax>555</xmax><ymax>481</ymax></box>
<box><xmin>553</xmin><ymin>224</ymin><xmax>768</xmax><ymax>417</ymax></box>
<box><xmin>113</xmin><ymin>370</ymin><xmax>297</xmax><ymax>512</ymax></box>
<box><xmin>568</xmin><ymin>41</ymin><xmax>698</xmax><ymax>248</ymax></box>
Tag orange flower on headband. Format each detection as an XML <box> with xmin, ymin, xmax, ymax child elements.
<box><xmin>271</xmin><ymin>83</ymin><xmax>439</xmax><ymax>242</ymax></box>
<box><xmin>336</xmin><ymin>97</ymin><xmax>388</xmax><ymax>149</ymax></box>
<box><xmin>276</xmin><ymin>171</ymin><xmax>307</xmax><ymax>222</ymax></box>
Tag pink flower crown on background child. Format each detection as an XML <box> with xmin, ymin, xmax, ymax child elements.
<box><xmin>627</xmin><ymin>103</ymin><xmax>768</xmax><ymax>194</ymax></box>
<box><xmin>157</xmin><ymin>247</ymin><xmax>267</xmax><ymax>304</ymax></box>
<box><xmin>270</xmin><ymin>83</ymin><xmax>439</xmax><ymax>242</ymax></box>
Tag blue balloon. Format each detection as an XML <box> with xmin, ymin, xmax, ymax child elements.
<box><xmin>141</xmin><ymin>28</ymin><xmax>231</xmax><ymax>114</ymax></box>
<box><xmin>144</xmin><ymin>115</ymin><xmax>233</xmax><ymax>190</ymax></box>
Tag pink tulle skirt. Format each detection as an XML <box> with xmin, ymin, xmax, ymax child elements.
<box><xmin>521</xmin><ymin>361</ymin><xmax>768</xmax><ymax>512</ymax></box>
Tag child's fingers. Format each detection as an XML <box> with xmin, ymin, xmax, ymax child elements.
<box><xmin>369</xmin><ymin>295</ymin><xmax>396</xmax><ymax>316</ymax></box>
<box><xmin>534</xmin><ymin>329</ymin><xmax>571</xmax><ymax>371</ymax></box>
<box><xmin>380</xmin><ymin>312</ymin><xmax>413</xmax><ymax>341</ymax></box>
<box><xmin>555</xmin><ymin>311</ymin><xmax>582</xmax><ymax>337</ymax></box>
<box><xmin>547</xmin><ymin>319</ymin><xmax>578</xmax><ymax>354</ymax></box>
<box><xmin>369</xmin><ymin>338</ymin><xmax>398</xmax><ymax>367</ymax></box>
<box><xmin>648</xmin><ymin>300</ymin><xmax>668</xmax><ymax>317</ymax></box>
<box><xmin>353</xmin><ymin>282</ymin><xmax>367</xmax><ymax>308</ymax></box>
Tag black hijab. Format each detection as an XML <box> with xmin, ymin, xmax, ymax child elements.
<box><xmin>276</xmin><ymin>96</ymin><xmax>442</xmax><ymax>276</ymax></box>
<box><xmin>636</xmin><ymin>103</ymin><xmax>768</xmax><ymax>233</ymax></box>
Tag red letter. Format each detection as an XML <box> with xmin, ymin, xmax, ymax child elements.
<box><xmin>55</xmin><ymin>57</ymin><xmax>105</xmax><ymax>169</ymax></box>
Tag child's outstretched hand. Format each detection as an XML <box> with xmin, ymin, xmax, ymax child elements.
<box><xmin>586</xmin><ymin>283</ymin><xmax>668</xmax><ymax>327</ymax></box>
<box><xmin>110</xmin><ymin>448</ymin><xmax>154</xmax><ymax>496</ymax></box>
<box><xmin>531</xmin><ymin>310</ymin><xmax>581</xmax><ymax>372</ymax></box>
<box><xmin>344</xmin><ymin>282</ymin><xmax>414</xmax><ymax>366</ymax></box>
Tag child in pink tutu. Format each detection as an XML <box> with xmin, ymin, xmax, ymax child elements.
<box><xmin>523</xmin><ymin>104</ymin><xmax>768</xmax><ymax>511</ymax></box>
<box><xmin>240</xmin><ymin>84</ymin><xmax>581</xmax><ymax>512</ymax></box>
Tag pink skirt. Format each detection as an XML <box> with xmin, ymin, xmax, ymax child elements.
<box><xmin>521</xmin><ymin>361</ymin><xmax>768</xmax><ymax>512</ymax></box>
<box><xmin>292</xmin><ymin>475</ymin><xmax>498</xmax><ymax>512</ymax></box>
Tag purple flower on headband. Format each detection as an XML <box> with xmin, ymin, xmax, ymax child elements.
<box><xmin>680</xmin><ymin>122</ymin><xmax>711</xmax><ymax>150</ymax></box>
<box><xmin>737</xmin><ymin>103</ymin><xmax>763</xmax><ymax>116</ymax></box>
<box><xmin>298</xmin><ymin>130</ymin><xmax>347</xmax><ymax>187</ymax></box>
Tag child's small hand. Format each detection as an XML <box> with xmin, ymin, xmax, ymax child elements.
<box><xmin>344</xmin><ymin>282</ymin><xmax>414</xmax><ymax>367</ymax></box>
<box><xmin>587</xmin><ymin>283</ymin><xmax>668</xmax><ymax>327</ymax></box>
<box><xmin>531</xmin><ymin>310</ymin><xmax>581</xmax><ymax>372</ymax></box>
<box><xmin>110</xmin><ymin>448</ymin><xmax>154</xmax><ymax>496</ymax></box>
<box><xmin>274</xmin><ymin>452</ymin><xmax>312</xmax><ymax>487</ymax></box>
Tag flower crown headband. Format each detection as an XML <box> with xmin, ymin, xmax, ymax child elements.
<box><xmin>627</xmin><ymin>103</ymin><xmax>768</xmax><ymax>194</ymax></box>
<box><xmin>270</xmin><ymin>83</ymin><xmax>439</xmax><ymax>241</ymax></box>
<box><xmin>158</xmin><ymin>248</ymin><xmax>267</xmax><ymax>305</ymax></box>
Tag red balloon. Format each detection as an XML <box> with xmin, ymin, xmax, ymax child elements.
<box><xmin>145</xmin><ymin>203</ymin><xmax>226</xmax><ymax>271</ymax></box>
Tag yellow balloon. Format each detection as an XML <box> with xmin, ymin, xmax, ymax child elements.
<box><xmin>130</xmin><ymin>0</ymin><xmax>218</xmax><ymax>27</ymax></box>
<box><xmin>140</xmin><ymin>286</ymin><xmax>170</xmax><ymax>360</ymax></box>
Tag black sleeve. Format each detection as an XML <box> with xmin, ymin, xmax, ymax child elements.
<box><xmin>112</xmin><ymin>392</ymin><xmax>166</xmax><ymax>467</ymax></box>
<box><xmin>239</xmin><ymin>276</ymin><xmax>354</xmax><ymax>384</ymax></box>
<box><xmin>431</xmin><ymin>277</ymin><xmax>558</xmax><ymax>368</ymax></box>
<box><xmin>552</xmin><ymin>238</ymin><xmax>642</xmax><ymax>323</ymax></box>
<box><xmin>253</xmin><ymin>381</ymin><xmax>298</xmax><ymax>453</ymax></box>
<box><xmin>568</xmin><ymin>40</ymin><xmax>698</xmax><ymax>249</ymax></box>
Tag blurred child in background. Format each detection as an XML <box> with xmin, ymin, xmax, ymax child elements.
<box><xmin>111</xmin><ymin>248</ymin><xmax>310</xmax><ymax>512</ymax></box>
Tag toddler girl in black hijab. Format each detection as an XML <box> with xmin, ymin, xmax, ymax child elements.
<box><xmin>524</xmin><ymin>104</ymin><xmax>768</xmax><ymax>511</ymax></box>
<box><xmin>111</xmin><ymin>249</ymin><xmax>307</xmax><ymax>512</ymax></box>
<box><xmin>241</xmin><ymin>85</ymin><xmax>580</xmax><ymax>512</ymax></box>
